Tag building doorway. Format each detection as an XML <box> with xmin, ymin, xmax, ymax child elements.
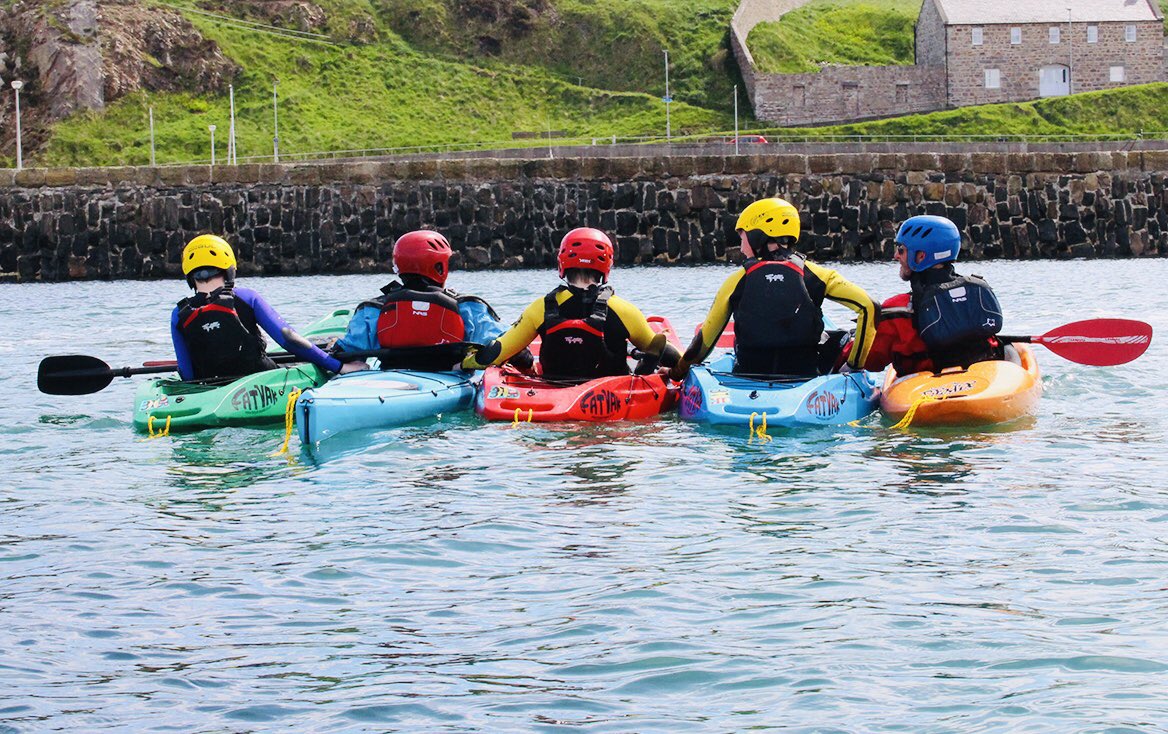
<box><xmin>1039</xmin><ymin>65</ymin><xmax>1070</xmax><ymax>97</ymax></box>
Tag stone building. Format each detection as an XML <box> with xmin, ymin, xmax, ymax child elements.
<box><xmin>732</xmin><ymin>0</ymin><xmax>1166</xmax><ymax>126</ymax></box>
<box><xmin>919</xmin><ymin>0</ymin><xmax>1165</xmax><ymax>107</ymax></box>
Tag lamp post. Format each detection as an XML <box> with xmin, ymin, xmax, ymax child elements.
<box><xmin>149</xmin><ymin>106</ymin><xmax>156</xmax><ymax>166</ymax></box>
<box><xmin>663</xmin><ymin>49</ymin><xmax>672</xmax><ymax>141</ymax></box>
<box><xmin>209</xmin><ymin>124</ymin><xmax>216</xmax><ymax>166</ymax></box>
<box><xmin>272</xmin><ymin>79</ymin><xmax>280</xmax><ymax>163</ymax></box>
<box><xmin>733</xmin><ymin>84</ymin><xmax>739</xmax><ymax>156</ymax></box>
<box><xmin>228</xmin><ymin>84</ymin><xmax>237</xmax><ymax>165</ymax></box>
<box><xmin>1067</xmin><ymin>8</ymin><xmax>1074</xmax><ymax>94</ymax></box>
<box><xmin>11</xmin><ymin>80</ymin><xmax>23</xmax><ymax>171</ymax></box>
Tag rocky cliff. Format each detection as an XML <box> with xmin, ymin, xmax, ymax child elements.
<box><xmin>0</xmin><ymin>0</ymin><xmax>239</xmax><ymax>160</ymax></box>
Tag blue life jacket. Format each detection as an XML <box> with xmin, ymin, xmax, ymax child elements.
<box><xmin>912</xmin><ymin>265</ymin><xmax>1003</xmax><ymax>368</ymax></box>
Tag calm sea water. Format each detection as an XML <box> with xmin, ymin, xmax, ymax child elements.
<box><xmin>2</xmin><ymin>261</ymin><xmax>1167</xmax><ymax>733</ymax></box>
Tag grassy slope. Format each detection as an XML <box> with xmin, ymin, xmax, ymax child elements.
<box><xmin>747</xmin><ymin>0</ymin><xmax>920</xmax><ymax>74</ymax></box>
<box><xmin>372</xmin><ymin>0</ymin><xmax>741</xmax><ymax>108</ymax></box>
<box><xmin>33</xmin><ymin>1</ymin><xmax>1168</xmax><ymax>165</ymax></box>
<box><xmin>40</xmin><ymin>3</ymin><xmax>732</xmax><ymax>167</ymax></box>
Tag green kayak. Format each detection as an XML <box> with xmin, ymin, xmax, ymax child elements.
<box><xmin>132</xmin><ymin>308</ymin><xmax>352</xmax><ymax>433</ymax></box>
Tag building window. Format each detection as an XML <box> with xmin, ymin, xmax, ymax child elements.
<box><xmin>1087</xmin><ymin>25</ymin><xmax>1098</xmax><ymax>43</ymax></box>
<box><xmin>1125</xmin><ymin>25</ymin><xmax>1137</xmax><ymax>42</ymax></box>
<box><xmin>1049</xmin><ymin>27</ymin><xmax>1060</xmax><ymax>44</ymax></box>
<box><xmin>972</xmin><ymin>27</ymin><xmax>983</xmax><ymax>46</ymax></box>
<box><xmin>896</xmin><ymin>82</ymin><xmax>909</xmax><ymax>104</ymax></box>
<box><xmin>1010</xmin><ymin>27</ymin><xmax>1021</xmax><ymax>45</ymax></box>
<box><xmin>1111</xmin><ymin>65</ymin><xmax>1126</xmax><ymax>82</ymax></box>
<box><xmin>984</xmin><ymin>69</ymin><xmax>1001</xmax><ymax>89</ymax></box>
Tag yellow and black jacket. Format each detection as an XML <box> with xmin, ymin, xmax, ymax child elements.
<box><xmin>678</xmin><ymin>253</ymin><xmax>877</xmax><ymax>376</ymax></box>
<box><xmin>463</xmin><ymin>285</ymin><xmax>680</xmax><ymax>378</ymax></box>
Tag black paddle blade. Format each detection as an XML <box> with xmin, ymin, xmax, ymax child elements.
<box><xmin>37</xmin><ymin>355</ymin><xmax>115</xmax><ymax>395</ymax></box>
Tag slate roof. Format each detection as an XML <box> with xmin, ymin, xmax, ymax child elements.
<box><xmin>930</xmin><ymin>0</ymin><xmax>1163</xmax><ymax>25</ymax></box>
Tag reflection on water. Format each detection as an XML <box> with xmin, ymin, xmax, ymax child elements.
<box><xmin>5</xmin><ymin>261</ymin><xmax>1168</xmax><ymax>731</ymax></box>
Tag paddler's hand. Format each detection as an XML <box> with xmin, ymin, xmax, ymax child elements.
<box><xmin>339</xmin><ymin>360</ymin><xmax>370</xmax><ymax>374</ymax></box>
<box><xmin>667</xmin><ymin>362</ymin><xmax>689</xmax><ymax>382</ymax></box>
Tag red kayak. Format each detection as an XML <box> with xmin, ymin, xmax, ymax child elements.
<box><xmin>476</xmin><ymin>316</ymin><xmax>680</xmax><ymax>422</ymax></box>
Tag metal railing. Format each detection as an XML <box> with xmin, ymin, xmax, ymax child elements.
<box><xmin>156</xmin><ymin>130</ymin><xmax>1168</xmax><ymax>168</ymax></box>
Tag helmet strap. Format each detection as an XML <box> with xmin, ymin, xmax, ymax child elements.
<box><xmin>743</xmin><ymin>229</ymin><xmax>772</xmax><ymax>258</ymax></box>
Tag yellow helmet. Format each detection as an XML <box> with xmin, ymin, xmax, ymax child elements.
<box><xmin>735</xmin><ymin>197</ymin><xmax>800</xmax><ymax>240</ymax></box>
<box><xmin>182</xmin><ymin>235</ymin><xmax>237</xmax><ymax>275</ymax></box>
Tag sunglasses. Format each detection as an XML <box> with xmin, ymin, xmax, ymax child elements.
<box><xmin>894</xmin><ymin>244</ymin><xmax>907</xmax><ymax>255</ymax></box>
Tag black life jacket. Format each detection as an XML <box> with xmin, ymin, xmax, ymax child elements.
<box><xmin>537</xmin><ymin>285</ymin><xmax>629</xmax><ymax>378</ymax></box>
<box><xmin>912</xmin><ymin>265</ymin><xmax>1003</xmax><ymax>369</ymax></box>
<box><xmin>176</xmin><ymin>287</ymin><xmax>272</xmax><ymax>379</ymax></box>
<box><xmin>360</xmin><ymin>279</ymin><xmax>482</xmax><ymax>371</ymax></box>
<box><xmin>731</xmin><ymin>255</ymin><xmax>825</xmax><ymax>375</ymax></box>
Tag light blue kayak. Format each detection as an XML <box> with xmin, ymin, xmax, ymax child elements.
<box><xmin>296</xmin><ymin>369</ymin><xmax>477</xmax><ymax>445</ymax></box>
<box><xmin>679</xmin><ymin>353</ymin><xmax>880</xmax><ymax>427</ymax></box>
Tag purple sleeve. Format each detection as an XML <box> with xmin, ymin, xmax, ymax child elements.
<box><xmin>234</xmin><ymin>287</ymin><xmax>343</xmax><ymax>373</ymax></box>
<box><xmin>170</xmin><ymin>306</ymin><xmax>195</xmax><ymax>381</ymax></box>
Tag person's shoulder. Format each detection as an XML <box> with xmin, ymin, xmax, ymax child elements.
<box><xmin>232</xmin><ymin>285</ymin><xmax>262</xmax><ymax>302</ymax></box>
<box><xmin>882</xmin><ymin>292</ymin><xmax>911</xmax><ymax>309</ymax></box>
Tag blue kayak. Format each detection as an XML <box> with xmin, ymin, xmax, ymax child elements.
<box><xmin>679</xmin><ymin>353</ymin><xmax>880</xmax><ymax>427</ymax></box>
<box><xmin>295</xmin><ymin>369</ymin><xmax>476</xmax><ymax>445</ymax></box>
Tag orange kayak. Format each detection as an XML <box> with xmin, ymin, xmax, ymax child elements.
<box><xmin>880</xmin><ymin>344</ymin><xmax>1042</xmax><ymax>426</ymax></box>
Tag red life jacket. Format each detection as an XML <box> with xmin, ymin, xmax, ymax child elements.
<box><xmin>365</xmin><ymin>283</ymin><xmax>465</xmax><ymax>348</ymax></box>
<box><xmin>537</xmin><ymin>286</ymin><xmax>629</xmax><ymax>378</ymax></box>
<box><xmin>360</xmin><ymin>281</ymin><xmax>469</xmax><ymax>371</ymax></box>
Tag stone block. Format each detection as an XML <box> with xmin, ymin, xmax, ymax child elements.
<box><xmin>971</xmin><ymin>153</ymin><xmax>1006</xmax><ymax>174</ymax></box>
<box><xmin>14</xmin><ymin>169</ymin><xmax>46</xmax><ymax>188</ymax></box>
<box><xmin>770</xmin><ymin>153</ymin><xmax>808</xmax><ymax>172</ymax></box>
<box><xmin>1142</xmin><ymin>151</ymin><xmax>1168</xmax><ymax>173</ymax></box>
<box><xmin>938</xmin><ymin>153</ymin><xmax>969</xmax><ymax>173</ymax></box>
<box><xmin>903</xmin><ymin>153</ymin><xmax>939</xmax><ymax>171</ymax></box>
<box><xmin>288</xmin><ymin>165</ymin><xmax>322</xmax><ymax>185</ymax></box>
<box><xmin>43</xmin><ymin>169</ymin><xmax>78</xmax><ymax>187</ymax></box>
<box><xmin>808</xmin><ymin>155</ymin><xmax>841</xmax><ymax>174</ymax></box>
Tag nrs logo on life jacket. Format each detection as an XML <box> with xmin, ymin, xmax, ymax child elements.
<box><xmin>202</xmin><ymin>321</ymin><xmax>221</xmax><ymax>332</ymax></box>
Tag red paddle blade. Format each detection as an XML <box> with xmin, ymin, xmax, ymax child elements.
<box><xmin>1033</xmin><ymin>319</ymin><xmax>1153</xmax><ymax>366</ymax></box>
<box><xmin>694</xmin><ymin>320</ymin><xmax>736</xmax><ymax>349</ymax></box>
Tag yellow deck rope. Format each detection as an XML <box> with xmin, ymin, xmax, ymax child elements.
<box><xmin>748</xmin><ymin>412</ymin><xmax>771</xmax><ymax>443</ymax></box>
<box><xmin>511</xmin><ymin>407</ymin><xmax>533</xmax><ymax>427</ymax></box>
<box><xmin>890</xmin><ymin>395</ymin><xmax>936</xmax><ymax>430</ymax></box>
<box><xmin>145</xmin><ymin>414</ymin><xmax>171</xmax><ymax>439</ymax></box>
<box><xmin>273</xmin><ymin>388</ymin><xmax>303</xmax><ymax>456</ymax></box>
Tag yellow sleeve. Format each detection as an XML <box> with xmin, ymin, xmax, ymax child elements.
<box><xmin>678</xmin><ymin>270</ymin><xmax>741</xmax><ymax>368</ymax></box>
<box><xmin>805</xmin><ymin>261</ymin><xmax>878</xmax><ymax>368</ymax></box>
<box><xmin>461</xmin><ymin>298</ymin><xmax>543</xmax><ymax>369</ymax></box>
<box><xmin>607</xmin><ymin>296</ymin><xmax>657</xmax><ymax>351</ymax></box>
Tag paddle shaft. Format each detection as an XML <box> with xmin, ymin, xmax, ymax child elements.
<box><xmin>38</xmin><ymin>343</ymin><xmax>483</xmax><ymax>396</ymax></box>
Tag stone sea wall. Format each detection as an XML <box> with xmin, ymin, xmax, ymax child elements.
<box><xmin>2</xmin><ymin>150</ymin><xmax>1168</xmax><ymax>283</ymax></box>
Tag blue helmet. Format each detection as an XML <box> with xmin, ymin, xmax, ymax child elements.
<box><xmin>895</xmin><ymin>215</ymin><xmax>961</xmax><ymax>272</ymax></box>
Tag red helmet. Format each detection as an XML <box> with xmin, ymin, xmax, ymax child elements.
<box><xmin>558</xmin><ymin>228</ymin><xmax>614</xmax><ymax>280</ymax></box>
<box><xmin>393</xmin><ymin>230</ymin><xmax>452</xmax><ymax>286</ymax></box>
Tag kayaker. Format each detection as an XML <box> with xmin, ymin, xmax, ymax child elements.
<box><xmin>173</xmin><ymin>235</ymin><xmax>359</xmax><ymax>380</ymax></box>
<box><xmin>334</xmin><ymin>230</ymin><xmax>511</xmax><ymax>371</ymax></box>
<box><xmin>860</xmin><ymin>214</ymin><xmax>1005</xmax><ymax>374</ymax></box>
<box><xmin>461</xmin><ymin>227</ymin><xmax>682</xmax><ymax>378</ymax></box>
<box><xmin>669</xmin><ymin>197</ymin><xmax>878</xmax><ymax>379</ymax></box>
